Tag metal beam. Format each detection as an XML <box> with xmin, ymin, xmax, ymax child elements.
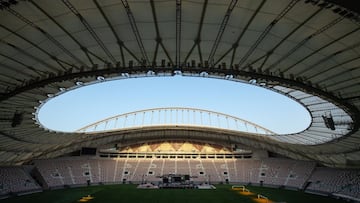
<box><xmin>0</xmin><ymin>24</ymin><xmax>74</xmax><ymax>71</ymax></box>
<box><xmin>183</xmin><ymin>0</ymin><xmax>208</xmax><ymax>65</ymax></box>
<box><xmin>0</xmin><ymin>53</ymin><xmax>38</xmax><ymax>78</ymax></box>
<box><xmin>8</xmin><ymin>3</ymin><xmax>87</xmax><ymax>68</ymax></box>
<box><xmin>175</xmin><ymin>0</ymin><xmax>182</xmax><ymax>68</ymax></box>
<box><xmin>267</xmin><ymin>17</ymin><xmax>344</xmax><ymax>71</ymax></box>
<box><xmin>150</xmin><ymin>0</ymin><xmax>160</xmax><ymax>64</ymax></box>
<box><xmin>0</xmin><ymin>63</ymin><xmax>27</xmax><ymax>83</ymax></box>
<box><xmin>93</xmin><ymin>0</ymin><xmax>140</xmax><ymax>65</ymax></box>
<box><xmin>300</xmin><ymin>41</ymin><xmax>360</xmax><ymax>77</ymax></box>
<box><xmin>237</xmin><ymin>0</ymin><xmax>300</xmax><ymax>68</ymax></box>
<box><xmin>326</xmin><ymin>76</ymin><xmax>360</xmax><ymax>90</ymax></box>
<box><xmin>308</xmin><ymin>56</ymin><xmax>360</xmax><ymax>81</ymax></box>
<box><xmin>150</xmin><ymin>0</ymin><xmax>174</xmax><ymax>65</ymax></box>
<box><xmin>120</xmin><ymin>0</ymin><xmax>150</xmax><ymax>65</ymax></box>
<box><xmin>318</xmin><ymin>67</ymin><xmax>360</xmax><ymax>89</ymax></box>
<box><xmin>29</xmin><ymin>0</ymin><xmax>102</xmax><ymax>66</ymax></box>
<box><xmin>0</xmin><ymin>40</ymin><xmax>55</xmax><ymax>74</ymax></box>
<box><xmin>0</xmin><ymin>130</ymin><xmax>40</xmax><ymax>144</ymax></box>
<box><xmin>213</xmin><ymin>0</ymin><xmax>266</xmax><ymax>67</ymax></box>
<box><xmin>61</xmin><ymin>0</ymin><xmax>117</xmax><ymax>64</ymax></box>
<box><xmin>285</xmin><ymin>27</ymin><xmax>360</xmax><ymax>74</ymax></box>
<box><xmin>207</xmin><ymin>0</ymin><xmax>238</xmax><ymax>66</ymax></box>
<box><xmin>255</xmin><ymin>7</ymin><xmax>324</xmax><ymax>71</ymax></box>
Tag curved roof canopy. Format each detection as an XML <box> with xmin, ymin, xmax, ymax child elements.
<box><xmin>0</xmin><ymin>0</ymin><xmax>360</xmax><ymax>167</ymax></box>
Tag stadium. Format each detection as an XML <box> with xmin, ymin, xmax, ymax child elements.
<box><xmin>0</xmin><ymin>0</ymin><xmax>360</xmax><ymax>202</ymax></box>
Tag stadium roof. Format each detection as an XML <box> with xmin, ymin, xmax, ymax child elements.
<box><xmin>0</xmin><ymin>0</ymin><xmax>359</xmax><ymax>167</ymax></box>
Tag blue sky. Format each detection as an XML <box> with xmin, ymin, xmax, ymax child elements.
<box><xmin>37</xmin><ymin>76</ymin><xmax>311</xmax><ymax>134</ymax></box>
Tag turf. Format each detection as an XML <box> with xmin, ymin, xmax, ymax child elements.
<box><xmin>1</xmin><ymin>184</ymin><xmax>348</xmax><ymax>203</ymax></box>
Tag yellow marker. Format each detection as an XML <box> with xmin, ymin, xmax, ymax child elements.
<box><xmin>83</xmin><ymin>195</ymin><xmax>94</xmax><ymax>200</ymax></box>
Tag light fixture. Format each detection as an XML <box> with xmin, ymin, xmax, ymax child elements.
<box><xmin>322</xmin><ymin>113</ymin><xmax>335</xmax><ymax>130</ymax></box>
<box><xmin>75</xmin><ymin>81</ymin><xmax>84</xmax><ymax>86</ymax></box>
<box><xmin>173</xmin><ymin>70</ymin><xmax>182</xmax><ymax>75</ymax></box>
<box><xmin>249</xmin><ymin>79</ymin><xmax>257</xmax><ymax>84</ymax></box>
<box><xmin>259</xmin><ymin>82</ymin><xmax>266</xmax><ymax>86</ymax></box>
<box><xmin>121</xmin><ymin>73</ymin><xmax>130</xmax><ymax>78</ymax></box>
<box><xmin>96</xmin><ymin>76</ymin><xmax>105</xmax><ymax>81</ymax></box>
<box><xmin>147</xmin><ymin>70</ymin><xmax>155</xmax><ymax>76</ymax></box>
<box><xmin>200</xmin><ymin>71</ymin><xmax>208</xmax><ymax>77</ymax></box>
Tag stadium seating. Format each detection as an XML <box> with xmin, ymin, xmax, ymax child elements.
<box><xmin>307</xmin><ymin>167</ymin><xmax>360</xmax><ymax>198</ymax></box>
<box><xmin>32</xmin><ymin>157</ymin><xmax>316</xmax><ymax>188</ymax></box>
<box><xmin>259</xmin><ymin>158</ymin><xmax>316</xmax><ymax>188</ymax></box>
<box><xmin>0</xmin><ymin>166</ymin><xmax>41</xmax><ymax>195</ymax></box>
<box><xmin>1</xmin><ymin>156</ymin><xmax>359</xmax><ymax>201</ymax></box>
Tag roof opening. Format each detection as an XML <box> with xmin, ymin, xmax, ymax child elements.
<box><xmin>37</xmin><ymin>76</ymin><xmax>311</xmax><ymax>134</ymax></box>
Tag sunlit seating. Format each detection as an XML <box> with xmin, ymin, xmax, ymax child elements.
<box><xmin>29</xmin><ymin>156</ymin><xmax>358</xmax><ymax>200</ymax></box>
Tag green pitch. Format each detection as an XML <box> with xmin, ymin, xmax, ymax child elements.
<box><xmin>1</xmin><ymin>184</ymin><xmax>348</xmax><ymax>203</ymax></box>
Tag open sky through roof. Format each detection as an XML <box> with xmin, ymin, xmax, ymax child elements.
<box><xmin>38</xmin><ymin>76</ymin><xmax>311</xmax><ymax>134</ymax></box>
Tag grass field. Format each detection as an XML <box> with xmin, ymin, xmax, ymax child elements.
<box><xmin>1</xmin><ymin>184</ymin><xmax>348</xmax><ymax>203</ymax></box>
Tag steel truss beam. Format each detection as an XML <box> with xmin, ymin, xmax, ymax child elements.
<box><xmin>93</xmin><ymin>0</ymin><xmax>140</xmax><ymax>65</ymax></box>
<box><xmin>7</xmin><ymin>3</ymin><xmax>86</xmax><ymax>68</ymax></box>
<box><xmin>266</xmin><ymin>17</ymin><xmax>344</xmax><ymax>71</ymax></box>
<box><xmin>182</xmin><ymin>0</ymin><xmax>207</xmax><ymax>66</ymax></box>
<box><xmin>237</xmin><ymin>0</ymin><xmax>300</xmax><ymax>68</ymax></box>
<box><xmin>120</xmin><ymin>0</ymin><xmax>150</xmax><ymax>66</ymax></box>
<box><xmin>150</xmin><ymin>0</ymin><xmax>174</xmax><ymax>66</ymax></box>
<box><xmin>29</xmin><ymin>0</ymin><xmax>104</xmax><ymax>66</ymax></box>
<box><xmin>175</xmin><ymin>0</ymin><xmax>181</xmax><ymax>68</ymax></box>
<box><xmin>250</xmin><ymin>7</ymin><xmax>323</xmax><ymax>71</ymax></box>
<box><xmin>286</xmin><ymin>27</ymin><xmax>360</xmax><ymax>75</ymax></box>
<box><xmin>61</xmin><ymin>0</ymin><xmax>117</xmax><ymax>64</ymax></box>
<box><xmin>207</xmin><ymin>0</ymin><xmax>238</xmax><ymax>66</ymax></box>
<box><xmin>213</xmin><ymin>0</ymin><xmax>266</xmax><ymax>67</ymax></box>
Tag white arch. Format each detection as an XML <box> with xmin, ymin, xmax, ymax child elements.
<box><xmin>76</xmin><ymin>107</ymin><xmax>276</xmax><ymax>135</ymax></box>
